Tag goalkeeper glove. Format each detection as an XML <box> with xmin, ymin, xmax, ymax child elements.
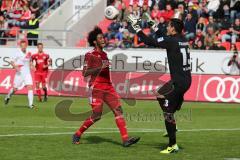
<box><xmin>145</xmin><ymin>13</ymin><xmax>159</xmax><ymax>32</ymax></box>
<box><xmin>127</xmin><ymin>14</ymin><xmax>142</xmax><ymax>33</ymax></box>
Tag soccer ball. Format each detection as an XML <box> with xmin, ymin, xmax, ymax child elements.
<box><xmin>104</xmin><ymin>6</ymin><xmax>119</xmax><ymax>20</ymax></box>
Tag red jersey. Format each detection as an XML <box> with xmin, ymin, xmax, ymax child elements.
<box><xmin>83</xmin><ymin>49</ymin><xmax>111</xmax><ymax>87</ymax></box>
<box><xmin>31</xmin><ymin>53</ymin><xmax>50</xmax><ymax>73</ymax></box>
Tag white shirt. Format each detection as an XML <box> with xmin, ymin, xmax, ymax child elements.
<box><xmin>230</xmin><ymin>61</ymin><xmax>240</xmax><ymax>75</ymax></box>
<box><xmin>12</xmin><ymin>49</ymin><xmax>32</xmax><ymax>74</ymax></box>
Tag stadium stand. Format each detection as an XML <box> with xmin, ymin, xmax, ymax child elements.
<box><xmin>0</xmin><ymin>0</ymin><xmax>64</xmax><ymax>46</ymax></box>
<box><xmin>1</xmin><ymin>0</ymin><xmax>239</xmax><ymax>49</ymax></box>
<box><xmin>77</xmin><ymin>0</ymin><xmax>240</xmax><ymax>50</ymax></box>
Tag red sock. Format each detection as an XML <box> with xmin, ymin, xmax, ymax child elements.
<box><xmin>36</xmin><ymin>89</ymin><xmax>41</xmax><ymax>100</ymax></box>
<box><xmin>75</xmin><ymin>117</ymin><xmax>95</xmax><ymax>137</ymax></box>
<box><xmin>115</xmin><ymin>115</ymin><xmax>129</xmax><ymax>142</ymax></box>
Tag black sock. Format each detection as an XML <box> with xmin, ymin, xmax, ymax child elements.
<box><xmin>43</xmin><ymin>87</ymin><xmax>47</xmax><ymax>98</ymax></box>
<box><xmin>165</xmin><ymin>120</ymin><xmax>176</xmax><ymax>147</ymax></box>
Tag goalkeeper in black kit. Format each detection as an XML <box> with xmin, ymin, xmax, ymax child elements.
<box><xmin>128</xmin><ymin>13</ymin><xmax>192</xmax><ymax>154</ymax></box>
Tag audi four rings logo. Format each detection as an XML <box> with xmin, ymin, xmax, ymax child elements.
<box><xmin>203</xmin><ymin>77</ymin><xmax>240</xmax><ymax>103</ymax></box>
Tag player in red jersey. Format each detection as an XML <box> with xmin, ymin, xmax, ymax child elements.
<box><xmin>72</xmin><ymin>27</ymin><xmax>140</xmax><ymax>147</ymax></box>
<box><xmin>31</xmin><ymin>43</ymin><xmax>52</xmax><ymax>102</ymax></box>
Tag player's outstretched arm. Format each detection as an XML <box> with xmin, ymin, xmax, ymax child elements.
<box><xmin>137</xmin><ymin>31</ymin><xmax>160</xmax><ymax>47</ymax></box>
<box><xmin>10</xmin><ymin>61</ymin><xmax>20</xmax><ymax>72</ymax></box>
<box><xmin>10</xmin><ymin>61</ymin><xmax>17</xmax><ymax>69</ymax></box>
<box><xmin>128</xmin><ymin>15</ymin><xmax>167</xmax><ymax>48</ymax></box>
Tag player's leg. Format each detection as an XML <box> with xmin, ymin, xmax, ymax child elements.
<box><xmin>156</xmin><ymin>81</ymin><xmax>179</xmax><ymax>153</ymax></box>
<box><xmin>4</xmin><ymin>72</ymin><xmax>22</xmax><ymax>104</ymax></box>
<box><xmin>160</xmin><ymin>91</ymin><xmax>185</xmax><ymax>154</ymax></box>
<box><xmin>105</xmin><ymin>86</ymin><xmax>140</xmax><ymax>147</ymax></box>
<box><xmin>155</xmin><ymin>81</ymin><xmax>176</xmax><ymax>137</ymax></box>
<box><xmin>34</xmin><ymin>73</ymin><xmax>42</xmax><ymax>101</ymax></box>
<box><xmin>36</xmin><ymin>82</ymin><xmax>42</xmax><ymax>102</ymax></box>
<box><xmin>160</xmin><ymin>111</ymin><xmax>179</xmax><ymax>154</ymax></box>
<box><xmin>73</xmin><ymin>106</ymin><xmax>103</xmax><ymax>144</ymax></box>
<box><xmin>42</xmin><ymin>72</ymin><xmax>48</xmax><ymax>102</ymax></box>
<box><xmin>157</xmin><ymin>97</ymin><xmax>179</xmax><ymax>153</ymax></box>
<box><xmin>73</xmin><ymin>88</ymin><xmax>103</xmax><ymax>144</ymax></box>
<box><xmin>25</xmin><ymin>74</ymin><xmax>37</xmax><ymax>109</ymax></box>
<box><xmin>26</xmin><ymin>85</ymin><xmax>37</xmax><ymax>109</ymax></box>
<box><xmin>4</xmin><ymin>87</ymin><xmax>18</xmax><ymax>105</ymax></box>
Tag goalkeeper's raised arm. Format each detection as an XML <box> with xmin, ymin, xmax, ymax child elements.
<box><xmin>127</xmin><ymin>14</ymin><xmax>170</xmax><ymax>49</ymax></box>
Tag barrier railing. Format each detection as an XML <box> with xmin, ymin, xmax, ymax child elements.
<box><xmin>0</xmin><ymin>28</ymin><xmax>84</xmax><ymax>47</ymax></box>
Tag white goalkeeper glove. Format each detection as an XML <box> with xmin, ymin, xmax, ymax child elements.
<box><xmin>127</xmin><ymin>14</ymin><xmax>142</xmax><ymax>33</ymax></box>
<box><xmin>145</xmin><ymin>13</ymin><xmax>159</xmax><ymax>32</ymax></box>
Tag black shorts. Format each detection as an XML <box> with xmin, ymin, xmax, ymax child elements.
<box><xmin>156</xmin><ymin>80</ymin><xmax>185</xmax><ymax>113</ymax></box>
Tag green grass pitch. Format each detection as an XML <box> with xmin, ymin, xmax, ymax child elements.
<box><xmin>0</xmin><ymin>95</ymin><xmax>240</xmax><ymax>160</ymax></box>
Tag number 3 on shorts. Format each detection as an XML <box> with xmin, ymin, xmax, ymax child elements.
<box><xmin>164</xmin><ymin>99</ymin><xmax>169</xmax><ymax>107</ymax></box>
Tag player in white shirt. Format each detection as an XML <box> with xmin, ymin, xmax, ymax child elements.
<box><xmin>4</xmin><ymin>40</ymin><xmax>37</xmax><ymax>109</ymax></box>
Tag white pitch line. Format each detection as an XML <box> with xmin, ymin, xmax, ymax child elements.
<box><xmin>1</xmin><ymin>128</ymin><xmax>240</xmax><ymax>137</ymax></box>
<box><xmin>1</xmin><ymin>125</ymin><xmax>240</xmax><ymax>132</ymax></box>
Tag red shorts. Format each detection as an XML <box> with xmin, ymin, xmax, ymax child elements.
<box><xmin>34</xmin><ymin>72</ymin><xmax>48</xmax><ymax>84</ymax></box>
<box><xmin>89</xmin><ymin>83</ymin><xmax>121</xmax><ymax>112</ymax></box>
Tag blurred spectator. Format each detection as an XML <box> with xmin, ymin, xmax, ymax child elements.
<box><xmin>20</xmin><ymin>5</ymin><xmax>31</xmax><ymax>21</ymax></box>
<box><xmin>7</xmin><ymin>4</ymin><xmax>31</xmax><ymax>27</ymax></box>
<box><xmin>151</xmin><ymin>4</ymin><xmax>160</xmax><ymax>20</ymax></box>
<box><xmin>227</xmin><ymin>44</ymin><xmax>240</xmax><ymax>75</ymax></box>
<box><xmin>196</xmin><ymin>17</ymin><xmax>206</xmax><ymax>32</ymax></box>
<box><xmin>193</xmin><ymin>40</ymin><xmax>206</xmax><ymax>50</ymax></box>
<box><xmin>140</xmin><ymin>4</ymin><xmax>150</xmax><ymax>28</ymax></box>
<box><xmin>213</xmin><ymin>0</ymin><xmax>231</xmax><ymax>20</ymax></box>
<box><xmin>159</xmin><ymin>0</ymin><xmax>177</xmax><ymax>10</ymax></box>
<box><xmin>230</xmin><ymin>0</ymin><xmax>240</xmax><ymax>23</ymax></box>
<box><xmin>187</xmin><ymin>1</ymin><xmax>198</xmax><ymax>23</ymax></box>
<box><xmin>120</xmin><ymin>29</ymin><xmax>133</xmax><ymax>48</ymax></box>
<box><xmin>223</xmin><ymin>4</ymin><xmax>230</xmax><ymax>19</ymax></box>
<box><xmin>1</xmin><ymin>0</ymin><xmax>12</xmax><ymax>12</ymax></box>
<box><xmin>222</xmin><ymin>18</ymin><xmax>240</xmax><ymax>44</ymax></box>
<box><xmin>204</xmin><ymin>26</ymin><xmax>219</xmax><ymax>50</ymax></box>
<box><xmin>117</xmin><ymin>2</ymin><xmax>130</xmax><ymax>22</ymax></box>
<box><xmin>25</xmin><ymin>13</ymin><xmax>39</xmax><ymax>46</ymax></box>
<box><xmin>115</xmin><ymin>20</ymin><xmax>129</xmax><ymax>41</ymax></box>
<box><xmin>42</xmin><ymin>0</ymin><xmax>50</xmax><ymax>13</ymax></box>
<box><xmin>29</xmin><ymin>0</ymin><xmax>41</xmax><ymax>17</ymax></box>
<box><xmin>184</xmin><ymin>13</ymin><xmax>196</xmax><ymax>41</ymax></box>
<box><xmin>103</xmin><ymin>0</ymin><xmax>240</xmax><ymax>50</ymax></box>
<box><xmin>149</xmin><ymin>0</ymin><xmax>160</xmax><ymax>10</ymax></box>
<box><xmin>0</xmin><ymin>13</ymin><xmax>7</xmax><ymax>45</ymax></box>
<box><xmin>105</xmin><ymin>19</ymin><xmax>121</xmax><ymax>40</ymax></box>
<box><xmin>132</xmin><ymin>3</ymin><xmax>140</xmax><ymax>18</ymax></box>
<box><xmin>206</xmin><ymin>16</ymin><xmax>219</xmax><ymax>32</ymax></box>
<box><xmin>197</xmin><ymin>0</ymin><xmax>207</xmax><ymax>17</ymax></box>
<box><xmin>0</xmin><ymin>0</ymin><xmax>63</xmax><ymax>45</ymax></box>
<box><xmin>192</xmin><ymin>29</ymin><xmax>205</xmax><ymax>48</ymax></box>
<box><xmin>156</xmin><ymin>16</ymin><xmax>167</xmax><ymax>36</ymax></box>
<box><xmin>219</xmin><ymin>17</ymin><xmax>231</xmax><ymax>30</ymax></box>
<box><xmin>160</xmin><ymin>3</ymin><xmax>174</xmax><ymax>22</ymax></box>
<box><xmin>177</xmin><ymin>3</ymin><xmax>187</xmax><ymax>20</ymax></box>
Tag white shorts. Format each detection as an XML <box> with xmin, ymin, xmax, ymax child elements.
<box><xmin>13</xmin><ymin>71</ymin><xmax>33</xmax><ymax>89</ymax></box>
